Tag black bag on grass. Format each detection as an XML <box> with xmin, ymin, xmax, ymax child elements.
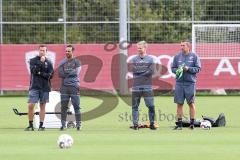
<box><xmin>202</xmin><ymin>113</ymin><xmax>226</xmax><ymax>127</ymax></box>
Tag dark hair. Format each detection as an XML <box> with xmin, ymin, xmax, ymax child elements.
<box><xmin>39</xmin><ymin>44</ymin><xmax>47</xmax><ymax>51</ymax></box>
<box><xmin>39</xmin><ymin>44</ymin><xmax>47</xmax><ymax>48</ymax></box>
<box><xmin>66</xmin><ymin>45</ymin><xmax>75</xmax><ymax>51</ymax></box>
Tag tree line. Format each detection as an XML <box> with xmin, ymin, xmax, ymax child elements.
<box><xmin>2</xmin><ymin>0</ymin><xmax>240</xmax><ymax>44</ymax></box>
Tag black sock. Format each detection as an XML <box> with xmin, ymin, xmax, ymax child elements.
<box><xmin>39</xmin><ymin>122</ymin><xmax>43</xmax><ymax>128</ymax></box>
<box><xmin>178</xmin><ymin>118</ymin><xmax>183</xmax><ymax>127</ymax></box>
<box><xmin>190</xmin><ymin>119</ymin><xmax>195</xmax><ymax>125</ymax></box>
<box><xmin>29</xmin><ymin>121</ymin><xmax>33</xmax><ymax>127</ymax></box>
<box><xmin>75</xmin><ymin>113</ymin><xmax>81</xmax><ymax>127</ymax></box>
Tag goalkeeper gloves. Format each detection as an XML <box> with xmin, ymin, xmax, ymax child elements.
<box><xmin>175</xmin><ymin>63</ymin><xmax>185</xmax><ymax>79</ymax></box>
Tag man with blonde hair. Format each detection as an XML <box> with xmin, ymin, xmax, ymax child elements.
<box><xmin>129</xmin><ymin>41</ymin><xmax>157</xmax><ymax>130</ymax></box>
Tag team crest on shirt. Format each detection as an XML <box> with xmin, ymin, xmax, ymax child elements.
<box><xmin>179</xmin><ymin>55</ymin><xmax>183</xmax><ymax>62</ymax></box>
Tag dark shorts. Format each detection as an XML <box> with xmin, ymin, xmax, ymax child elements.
<box><xmin>174</xmin><ymin>83</ymin><xmax>196</xmax><ymax>104</ymax></box>
<box><xmin>28</xmin><ymin>89</ymin><xmax>49</xmax><ymax>103</ymax></box>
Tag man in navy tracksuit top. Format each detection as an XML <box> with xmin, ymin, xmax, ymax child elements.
<box><xmin>130</xmin><ymin>41</ymin><xmax>157</xmax><ymax>130</ymax></box>
<box><xmin>171</xmin><ymin>40</ymin><xmax>201</xmax><ymax>130</ymax></box>
<box><xmin>58</xmin><ymin>45</ymin><xmax>81</xmax><ymax>131</ymax></box>
<box><xmin>25</xmin><ymin>45</ymin><xmax>54</xmax><ymax>131</ymax></box>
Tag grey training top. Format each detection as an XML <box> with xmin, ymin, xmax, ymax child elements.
<box><xmin>130</xmin><ymin>54</ymin><xmax>155</xmax><ymax>91</ymax></box>
<box><xmin>171</xmin><ymin>51</ymin><xmax>201</xmax><ymax>84</ymax></box>
<box><xmin>58</xmin><ymin>57</ymin><xmax>81</xmax><ymax>88</ymax></box>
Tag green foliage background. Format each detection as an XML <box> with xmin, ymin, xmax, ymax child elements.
<box><xmin>2</xmin><ymin>0</ymin><xmax>240</xmax><ymax>44</ymax></box>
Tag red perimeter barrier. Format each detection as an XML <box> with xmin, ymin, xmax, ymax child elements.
<box><xmin>0</xmin><ymin>44</ymin><xmax>239</xmax><ymax>91</ymax></box>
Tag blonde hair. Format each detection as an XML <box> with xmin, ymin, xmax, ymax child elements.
<box><xmin>137</xmin><ymin>41</ymin><xmax>148</xmax><ymax>48</ymax></box>
<box><xmin>181</xmin><ymin>40</ymin><xmax>191</xmax><ymax>48</ymax></box>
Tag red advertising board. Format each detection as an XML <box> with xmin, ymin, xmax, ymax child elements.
<box><xmin>0</xmin><ymin>44</ymin><xmax>239</xmax><ymax>91</ymax></box>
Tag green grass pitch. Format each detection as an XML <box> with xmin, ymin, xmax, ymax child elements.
<box><xmin>0</xmin><ymin>96</ymin><xmax>240</xmax><ymax>160</ymax></box>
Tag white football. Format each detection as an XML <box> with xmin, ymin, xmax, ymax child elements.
<box><xmin>200</xmin><ymin>120</ymin><xmax>212</xmax><ymax>130</ymax></box>
<box><xmin>57</xmin><ymin>134</ymin><xmax>74</xmax><ymax>149</ymax></box>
